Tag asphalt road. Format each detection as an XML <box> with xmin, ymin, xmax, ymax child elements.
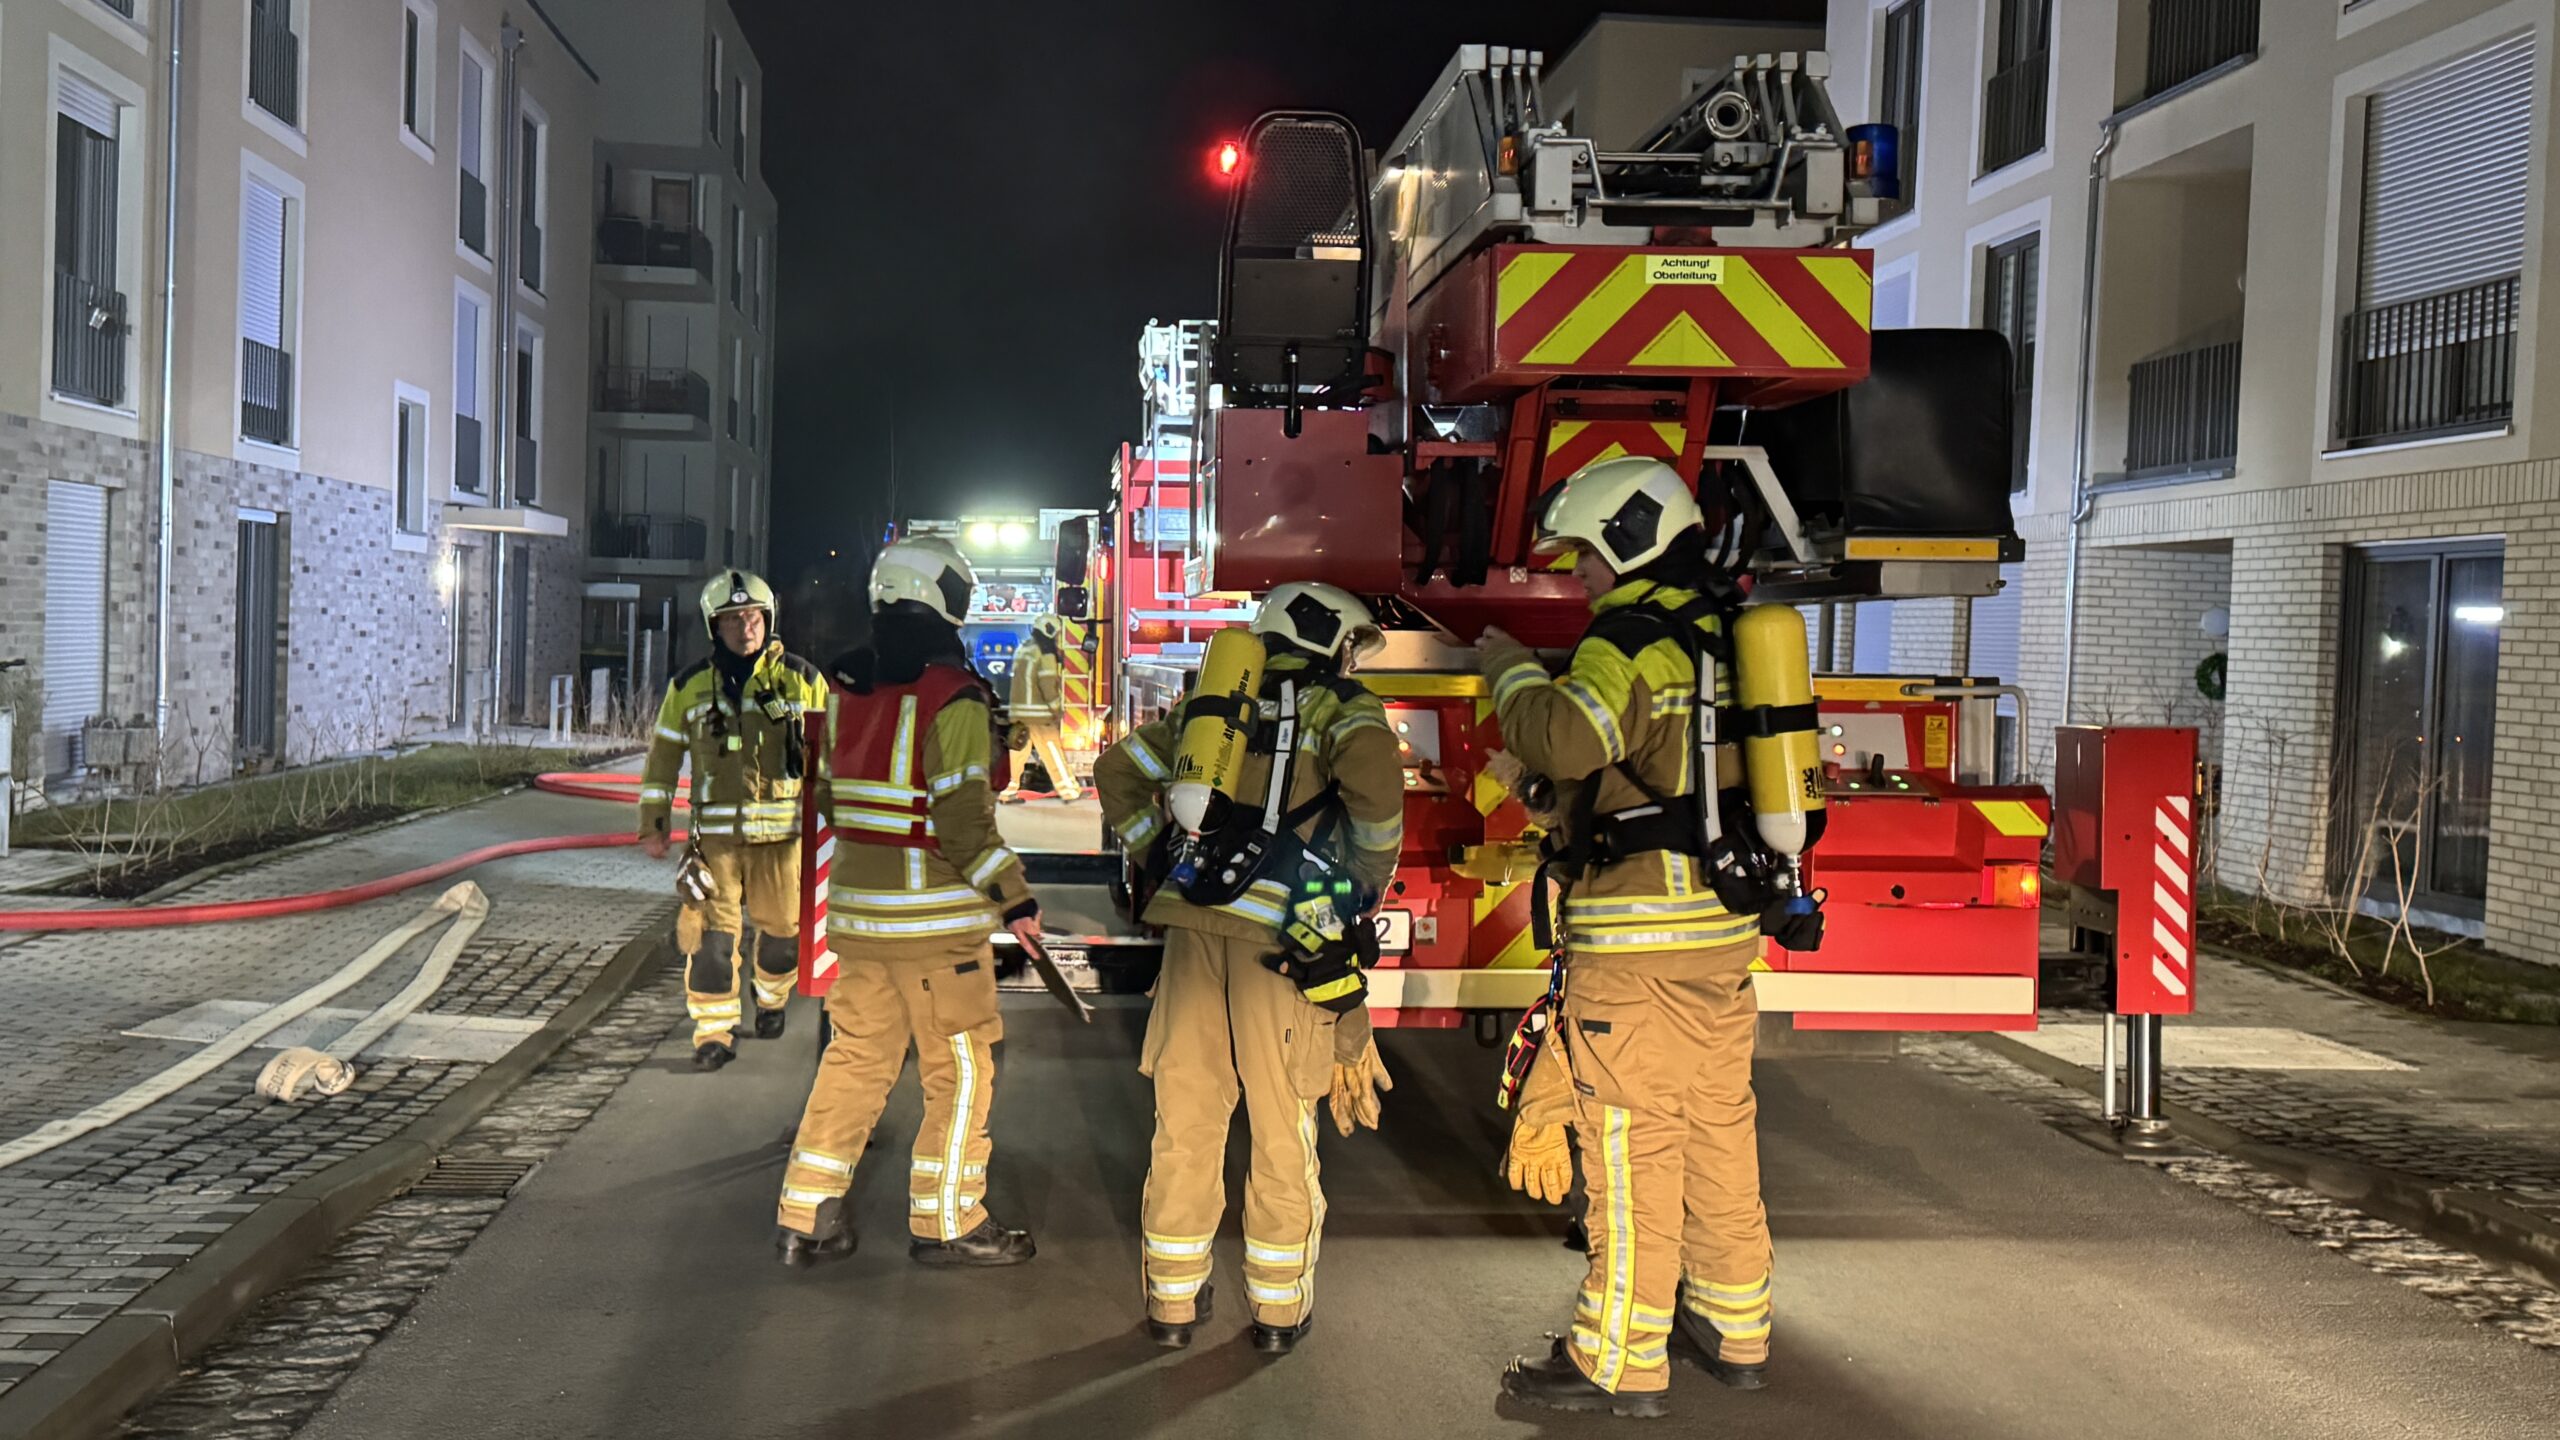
<box><xmin>293</xmin><ymin>996</ymin><xmax>2560</xmax><ymax>1440</ymax></box>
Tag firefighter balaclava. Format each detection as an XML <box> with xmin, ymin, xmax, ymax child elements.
<box><xmin>865</xmin><ymin>538</ymin><xmax>977</xmax><ymax>686</ymax></box>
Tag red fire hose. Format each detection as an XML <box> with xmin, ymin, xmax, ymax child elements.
<box><xmin>0</xmin><ymin>773</ymin><xmax>677</xmax><ymax>934</ymax></box>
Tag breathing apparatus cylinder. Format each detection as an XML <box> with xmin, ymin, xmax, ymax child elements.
<box><xmin>1732</xmin><ymin>604</ymin><xmax>1825</xmax><ymax>858</ymax></box>
<box><xmin>1167</xmin><ymin>627</ymin><xmax>1266</xmax><ymax>836</ymax></box>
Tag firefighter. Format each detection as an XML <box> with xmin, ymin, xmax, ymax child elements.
<box><xmin>773</xmin><ymin>536</ymin><xmax>1041</xmax><ymax>1269</ymax></box>
<box><xmin>1095</xmin><ymin>583</ymin><xmax>1403</xmax><ymax>1355</ymax></box>
<box><xmin>1482</xmin><ymin>456</ymin><xmax>1776</xmax><ymax>1417</ymax></box>
<box><xmin>999</xmin><ymin>612</ymin><xmax>1082</xmax><ymax>803</ymax></box>
<box><xmin>639</xmin><ymin>570</ymin><xmax>828</xmax><ymax>1072</ymax></box>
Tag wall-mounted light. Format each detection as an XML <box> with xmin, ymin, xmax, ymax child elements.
<box><xmin>434</xmin><ymin>550</ymin><xmax>460</xmax><ymax>599</ymax></box>
<box><xmin>2454</xmin><ymin>604</ymin><xmax>2505</xmax><ymax>626</ymax></box>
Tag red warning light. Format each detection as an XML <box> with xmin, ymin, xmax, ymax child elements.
<box><xmin>1213</xmin><ymin>140</ymin><xmax>1244</xmax><ymax>181</ymax></box>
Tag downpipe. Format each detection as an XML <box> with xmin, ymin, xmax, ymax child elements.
<box><xmin>2056</xmin><ymin>121</ymin><xmax>2119</xmax><ymax>732</ymax></box>
<box><xmin>488</xmin><ymin>21</ymin><xmax>528</xmax><ymax>734</ymax></box>
<box><xmin>153</xmin><ymin>1</ymin><xmax>188</xmax><ymax>741</ymax></box>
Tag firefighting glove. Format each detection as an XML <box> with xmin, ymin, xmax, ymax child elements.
<box><xmin>1505</xmin><ymin>1122</ymin><xmax>1573</xmax><ymax>1205</ymax></box>
<box><xmin>1326</xmin><ymin>1021</ymin><xmax>1393</xmax><ymax>1138</ymax></box>
<box><xmin>675</xmin><ymin>848</ymin><xmax>716</xmax><ymax>905</ymax></box>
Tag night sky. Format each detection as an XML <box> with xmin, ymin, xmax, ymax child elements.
<box><xmin>730</xmin><ymin>0</ymin><xmax>1825</xmax><ymax>587</ymax></box>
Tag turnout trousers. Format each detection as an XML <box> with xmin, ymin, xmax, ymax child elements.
<box><xmin>675</xmin><ymin>837</ymin><xmax>803</xmax><ymax>1048</ymax></box>
<box><xmin>1003</xmin><ymin>721</ymin><xmax>1082</xmax><ymax>801</ymax></box>
<box><xmin>1561</xmin><ymin>940</ymin><xmax>1773</xmax><ymax>1395</ymax></box>
<box><xmin>776</xmin><ymin>934</ymin><xmax>1005</xmax><ymax>1242</ymax></box>
<box><xmin>1139</xmin><ymin>925</ymin><xmax>1338</xmax><ymax>1329</ymax></box>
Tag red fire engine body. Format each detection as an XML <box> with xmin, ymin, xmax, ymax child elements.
<box><xmin>1181</xmin><ymin>46</ymin><xmax>2066</xmax><ymax>1033</ymax></box>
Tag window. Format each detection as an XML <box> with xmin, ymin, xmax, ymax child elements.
<box><xmin>1878</xmin><ymin>2</ymin><xmax>1923</xmax><ymax>216</ymax></box>
<box><xmin>756</xmin><ymin>232</ymin><xmax>769</xmax><ymax>323</ymax></box>
<box><xmin>1980</xmin><ymin>0</ymin><xmax>2050</xmax><ymax>174</ymax></box>
<box><xmin>2336</xmin><ymin>34</ymin><xmax>2533</xmax><ymax>448</ymax></box>
<box><xmin>395</xmin><ymin>389</ymin><xmax>431</xmax><ymax>535</ymax></box>
<box><xmin>730</xmin><ymin>206</ymin><xmax>745</xmax><ymax>305</ymax></box>
<box><xmin>52</xmin><ymin>70</ymin><xmax>128</xmax><ymax>409</ymax></box>
<box><xmin>458</xmin><ymin>46</ymin><xmax>490</xmax><ymax>255</ymax></box>
<box><xmin>98</xmin><ymin>1</ymin><xmax>141</xmax><ymax>20</ymax></box>
<box><xmin>2336</xmin><ymin>544</ymin><xmax>2504</xmax><ymax>918</ymax></box>
<box><xmin>728</xmin><ymin>338</ymin><xmax>742</xmax><ymax>439</ymax></box>
<box><xmin>401</xmin><ymin>2</ymin><xmax>437</xmax><ymax>155</ymax></box>
<box><xmin>239</xmin><ymin>173</ymin><xmax>298</xmax><ymax>449</ymax></box>
<box><xmin>749</xmin><ymin>354</ymin><xmax>761</xmax><ymax>448</ymax></box>
<box><xmin>454</xmin><ymin>290</ymin><xmax>486</xmax><ymax>493</ymax></box>
<box><xmin>726</xmin><ymin>468</ymin><xmax>742</xmax><ymax>566</ymax></box>
<box><xmin>519</xmin><ymin>106</ymin><xmax>549</xmax><ymax>292</ymax></box>
<box><xmin>706</xmin><ymin>33</ymin><xmax>724</xmax><ymax>140</ymax></box>
<box><xmin>1983</xmin><ymin>232</ymin><xmax>2039</xmax><ymax>493</ymax></box>
<box><xmin>249</xmin><ymin>0</ymin><xmax>302</xmax><ymax>129</ymax></box>
<box><xmin>513</xmin><ymin>326</ymin><xmax>542</xmax><ymax>505</ymax></box>
<box><xmin>732</xmin><ymin>76</ymin><xmax>747</xmax><ymax>172</ymax></box>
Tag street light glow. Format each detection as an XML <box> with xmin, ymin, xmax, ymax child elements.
<box><xmin>999</xmin><ymin>522</ymin><xmax>1029</xmax><ymax>548</ymax></box>
<box><xmin>968</xmin><ymin>522</ymin><xmax>999</xmax><ymax>547</ymax></box>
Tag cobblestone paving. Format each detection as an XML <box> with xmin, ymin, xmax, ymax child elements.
<box><xmin>115</xmin><ymin>956</ymin><xmax>687</xmax><ymax>1440</ymax></box>
<box><xmin>1910</xmin><ymin>1037</ymin><xmax>2560</xmax><ymax>1353</ymax></box>
<box><xmin>0</xmin><ymin>787</ymin><xmax>676</xmax><ymax>1402</ymax></box>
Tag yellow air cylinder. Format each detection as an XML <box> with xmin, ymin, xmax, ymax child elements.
<box><xmin>1731</xmin><ymin>605</ymin><xmax>1825</xmax><ymax>857</ymax></box>
<box><xmin>1167</xmin><ymin>626</ymin><xmax>1266</xmax><ymax>835</ymax></box>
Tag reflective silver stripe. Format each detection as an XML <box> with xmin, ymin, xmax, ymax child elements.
<box><xmin>792</xmin><ymin>1150</ymin><xmax>853</xmax><ymax>1175</ymax></box>
<box><xmin>1556</xmin><ymin>678</ymin><xmax>1625</xmax><ymax>759</ymax></box>
<box><xmin>780</xmin><ymin>1186</ymin><xmax>838</xmax><ymax>1206</ymax></box>
<box><xmin>836</xmin><ymin>779</ymin><xmax>926</xmax><ymax>804</ymax></box>
<box><xmin>654</xmin><ymin>725</ymin><xmax>687</xmax><ymax>744</ymax></box>
<box><xmin>828</xmin><ymin>910</ymin><xmax>994</xmax><ymax>938</ymax></box>
<box><xmin>836</xmin><ymin>810</ymin><xmax>935</xmax><ymax>836</ymax></box>
<box><xmin>929</xmin><ymin>764</ymin><xmax>988</xmax><ymax>796</ymax></box>
<box><xmin>1244</xmin><ymin>1241</ymin><xmax>1304</xmax><ymax>1266</ymax></box>
<box><xmin>1570</xmin><ymin>922</ymin><xmax>1757</xmax><ymax>951</ymax></box>
<box><xmin>1346</xmin><ymin>815</ymin><xmax>1401</xmax><ymax>850</ymax></box>
<box><xmin>1115</xmin><ymin>811</ymin><xmax>1162</xmax><ymax>846</ymax></box>
<box><xmin>638</xmin><ymin>786</ymin><xmax>672</xmax><ymax>802</ymax></box>
<box><xmin>1329</xmin><ymin>708</ymin><xmax>1391</xmax><ymax>738</ymax></box>
<box><xmin>1149</xmin><ymin>1276</ymin><xmax>1206</xmax><ymax>1298</ymax></box>
<box><xmin>910</xmin><ymin>1196</ymin><xmax>940</xmax><ymax>1212</ymax></box>
<box><xmin>1492</xmin><ymin>661</ymin><xmax>1547</xmax><ymax>707</ymax></box>
<box><xmin>1124</xmin><ymin>737</ymin><xmax>1171</xmax><ymax>781</ymax></box>
<box><xmin>1565</xmin><ymin>895</ymin><xmax>1736</xmax><ymax>921</ymax></box>
<box><xmin>1145</xmin><ymin>1235</ymin><xmax>1213</xmax><ymax>1259</ymax></box>
<box><xmin>1247</xmin><ymin>1281</ymin><xmax>1302</xmax><ymax>1305</ymax></box>
<box><xmin>966</xmin><ymin>847</ymin><xmax>1017</xmax><ymax>890</ymax></box>
<box><xmin>890</xmin><ymin>696</ymin><xmax>919</xmax><ymax>788</ymax></box>
<box><xmin>1219</xmin><ymin>882</ymin><xmax>1289</xmax><ymax>926</ymax></box>
<box><xmin>833</xmin><ymin>886</ymin><xmax>985</xmax><ymax>909</ymax></box>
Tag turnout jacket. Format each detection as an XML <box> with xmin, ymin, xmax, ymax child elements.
<box><xmin>1096</xmin><ymin>651</ymin><xmax>1405</xmax><ymax>944</ymax></box>
<box><xmin>639</xmin><ymin>641</ymin><xmax>828</xmax><ymax>845</ymax></box>
<box><xmin>1481</xmin><ymin>580</ymin><xmax>1758</xmax><ymax>959</ymax></box>
<box><xmin>1008</xmin><ymin>643</ymin><xmax>1066</xmax><ymax>722</ymax></box>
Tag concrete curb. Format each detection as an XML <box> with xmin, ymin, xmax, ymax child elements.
<box><xmin>0</xmin><ymin>920</ymin><xmax>675</xmax><ymax>1440</ymax></box>
<box><xmin>1972</xmin><ymin>1032</ymin><xmax>2560</xmax><ymax>1293</ymax></box>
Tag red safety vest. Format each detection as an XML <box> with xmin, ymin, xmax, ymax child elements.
<box><xmin>826</xmin><ymin>664</ymin><xmax>1000</xmax><ymax>849</ymax></box>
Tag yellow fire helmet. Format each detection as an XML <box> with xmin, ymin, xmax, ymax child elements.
<box><xmin>1531</xmin><ymin>455</ymin><xmax>1705</xmax><ymax>574</ymax></box>
<box><xmin>699</xmin><ymin>569</ymin><xmax>778</xmax><ymax>639</ymax></box>
<box><xmin>869</xmin><ymin>537</ymin><xmax>977</xmax><ymax>625</ymax></box>
<box><xmin>1031</xmin><ymin>613</ymin><xmax>1066</xmax><ymax>640</ymax></box>
<box><xmin>1251</xmin><ymin>582</ymin><xmax>1383</xmax><ymax>666</ymax></box>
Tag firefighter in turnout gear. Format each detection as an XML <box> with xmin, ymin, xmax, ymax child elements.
<box><xmin>1483</xmin><ymin>457</ymin><xmax>1783</xmax><ymax>1418</ymax></box>
<box><xmin>1095</xmin><ymin>582</ymin><xmax>1404</xmax><ymax>1355</ymax></box>
<box><xmin>638</xmin><ymin>570</ymin><xmax>827</xmax><ymax>1072</ymax></box>
<box><xmin>999</xmin><ymin>612</ymin><xmax>1081</xmax><ymax>802</ymax></box>
<box><xmin>773</xmin><ymin>537</ymin><xmax>1040</xmax><ymax>1270</ymax></box>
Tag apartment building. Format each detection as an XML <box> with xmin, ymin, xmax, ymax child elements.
<box><xmin>545</xmin><ymin>0</ymin><xmax>778</xmax><ymax>688</ymax></box>
<box><xmin>1</xmin><ymin>0</ymin><xmax>600</xmax><ymax>783</ymax></box>
<box><xmin>1826</xmin><ymin>0</ymin><xmax>2559</xmax><ymax>961</ymax></box>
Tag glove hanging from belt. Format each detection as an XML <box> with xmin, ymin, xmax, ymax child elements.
<box><xmin>675</xmin><ymin>845</ymin><xmax>716</xmax><ymax>905</ymax></box>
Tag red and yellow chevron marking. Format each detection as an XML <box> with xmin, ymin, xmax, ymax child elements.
<box><xmin>1496</xmin><ymin>247</ymin><xmax>1872</xmax><ymax>377</ymax></box>
<box><xmin>1057</xmin><ymin>617</ymin><xmax>1105</xmax><ymax>752</ymax></box>
<box><xmin>1471</xmin><ymin>881</ymin><xmax>1543</xmax><ymax>970</ymax></box>
<box><xmin>1543</xmin><ymin>418</ymin><xmax>1687</xmax><ymax>483</ymax></box>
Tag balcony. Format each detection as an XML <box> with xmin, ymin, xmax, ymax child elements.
<box><xmin>589</xmin><ymin>513</ymin><xmax>708</xmax><ymax>563</ymax></box>
<box><xmin>1981</xmin><ymin>50</ymin><xmax>2049</xmax><ymax>174</ymax></box>
<box><xmin>2141</xmin><ymin>0</ymin><xmax>2258</xmax><ymax>103</ymax></box>
<box><xmin>596</xmin><ymin>217</ymin><xmax>714</xmax><ymax>286</ymax></box>
<box><xmin>460</xmin><ymin>171</ymin><xmax>489</xmax><ymax>256</ymax></box>
<box><xmin>597</xmin><ymin>365</ymin><xmax>713</xmax><ymax>433</ymax></box>
<box><xmin>249</xmin><ymin>1</ymin><xmax>300</xmax><ymax>128</ymax></box>
<box><xmin>454</xmin><ymin>412</ymin><xmax>485</xmax><ymax>494</ymax></box>
<box><xmin>2125</xmin><ymin>338</ymin><xmax>2240</xmax><ymax>480</ymax></box>
<box><xmin>241</xmin><ymin>338</ymin><xmax>294</xmax><ymax>447</ymax></box>
<box><xmin>2334</xmin><ymin>276</ymin><xmax>2519</xmax><ymax>450</ymax></box>
<box><xmin>51</xmin><ymin>269</ymin><xmax>127</xmax><ymax>408</ymax></box>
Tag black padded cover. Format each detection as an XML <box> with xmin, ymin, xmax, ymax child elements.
<box><xmin>1751</xmin><ymin>328</ymin><xmax>2019</xmax><ymax>539</ymax></box>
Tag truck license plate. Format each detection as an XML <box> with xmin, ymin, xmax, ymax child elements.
<box><xmin>1372</xmin><ymin>909</ymin><xmax>1413</xmax><ymax>954</ymax></box>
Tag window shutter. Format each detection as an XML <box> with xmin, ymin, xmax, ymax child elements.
<box><xmin>57</xmin><ymin>70</ymin><xmax>119</xmax><ymax>139</ymax></box>
<box><xmin>2358</xmin><ymin>34</ymin><xmax>2534</xmax><ymax>308</ymax></box>
<box><xmin>43</xmin><ymin>481</ymin><xmax>110</xmax><ymax>749</ymax></box>
<box><xmin>240</xmin><ymin>179</ymin><xmax>287</xmax><ymax>348</ymax></box>
<box><xmin>459</xmin><ymin>57</ymin><xmax>485</xmax><ymax>178</ymax></box>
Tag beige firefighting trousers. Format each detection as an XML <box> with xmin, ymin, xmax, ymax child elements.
<box><xmin>776</xmin><ymin>934</ymin><xmax>1005</xmax><ymax>1242</ymax></box>
<box><xmin>1562</xmin><ymin>940</ymin><xmax>1773</xmax><ymax>1394</ymax></box>
<box><xmin>674</xmin><ymin>837</ymin><xmax>802</xmax><ymax>1047</ymax></box>
<box><xmin>1002</xmin><ymin>721</ymin><xmax>1081</xmax><ymax>801</ymax></box>
<box><xmin>1140</xmin><ymin>925</ymin><xmax>1338</xmax><ymax>1329</ymax></box>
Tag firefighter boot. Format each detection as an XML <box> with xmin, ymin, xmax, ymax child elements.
<box><xmin>686</xmin><ymin>931</ymin><xmax>745</xmax><ymax>1069</ymax></box>
<box><xmin>752</xmin><ymin>933</ymin><xmax>797</xmax><ymax>1040</ymax></box>
<box><xmin>1146</xmin><ymin>1283</ymin><xmax>1214</xmax><ymax>1350</ymax></box>
<box><xmin>777</xmin><ymin>1198</ymin><xmax>855</xmax><ymax>1268</ymax></box>
<box><xmin>1675</xmin><ymin>1306</ymin><xmax>1770</xmax><ymax>1390</ymax></box>
<box><xmin>1502</xmin><ymin>1337</ymin><xmax>1670</xmax><ymax>1420</ymax></box>
<box><xmin>1249</xmin><ymin>1312</ymin><xmax>1314</xmax><ymax>1356</ymax></box>
<box><xmin>909</xmin><ymin>1217</ymin><xmax>1035</xmax><ymax>1268</ymax></box>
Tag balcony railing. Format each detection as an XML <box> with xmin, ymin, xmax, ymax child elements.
<box><xmin>596</xmin><ymin>216</ymin><xmax>714</xmax><ymax>279</ymax></box>
<box><xmin>2126</xmin><ymin>338</ymin><xmax>2241</xmax><ymax>478</ymax></box>
<box><xmin>241</xmin><ymin>338</ymin><xmax>293</xmax><ymax>446</ymax></box>
<box><xmin>2334</xmin><ymin>275</ymin><xmax>2519</xmax><ymax>449</ymax></box>
<box><xmin>598</xmin><ymin>365</ymin><xmax>712</xmax><ymax>420</ymax></box>
<box><xmin>454</xmin><ymin>413</ymin><xmax>484</xmax><ymax>494</ymax></box>
<box><xmin>590</xmin><ymin>514</ymin><xmax>709</xmax><ymax>562</ymax></box>
<box><xmin>51</xmin><ymin>268</ymin><xmax>126</xmax><ymax>407</ymax></box>
<box><xmin>249</xmin><ymin>1</ymin><xmax>300</xmax><ymax>128</ymax></box>
<box><xmin>460</xmin><ymin>171</ymin><xmax>489</xmax><ymax>255</ymax></box>
<box><xmin>1980</xmin><ymin>50</ymin><xmax>2049</xmax><ymax>173</ymax></box>
<box><xmin>2144</xmin><ymin>0</ymin><xmax>2259</xmax><ymax>100</ymax></box>
<box><xmin>515</xmin><ymin>435</ymin><xmax>540</xmax><ymax>505</ymax></box>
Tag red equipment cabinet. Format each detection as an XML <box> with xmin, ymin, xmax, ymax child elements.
<box><xmin>2052</xmin><ymin>725</ymin><xmax>2202</xmax><ymax>1017</ymax></box>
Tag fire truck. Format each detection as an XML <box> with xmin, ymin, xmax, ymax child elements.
<box><xmin>1180</xmin><ymin>46</ymin><xmax>2092</xmax><ymax>1036</ymax></box>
